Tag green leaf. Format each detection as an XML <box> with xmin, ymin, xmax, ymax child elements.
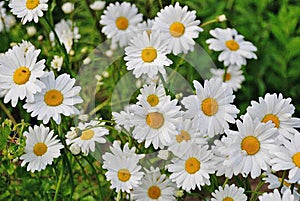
<box><xmin>0</xmin><ymin>125</ymin><xmax>11</xmax><ymax>150</ymax></box>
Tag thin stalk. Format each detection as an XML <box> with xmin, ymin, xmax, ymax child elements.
<box><xmin>0</xmin><ymin>100</ymin><xmax>17</xmax><ymax>125</ymax></box>
<box><xmin>200</xmin><ymin>19</ymin><xmax>219</xmax><ymax>28</ymax></box>
<box><xmin>54</xmin><ymin>161</ymin><xmax>64</xmax><ymax>201</ymax></box>
<box><xmin>222</xmin><ymin>177</ymin><xmax>229</xmax><ymax>188</ymax></box>
<box><xmin>279</xmin><ymin>170</ymin><xmax>287</xmax><ymax>190</ymax></box>
<box><xmin>250</xmin><ymin>179</ymin><xmax>265</xmax><ymax>201</ymax></box>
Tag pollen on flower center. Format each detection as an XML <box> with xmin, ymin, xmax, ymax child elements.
<box><xmin>148</xmin><ymin>185</ymin><xmax>161</xmax><ymax>199</ymax></box>
<box><xmin>44</xmin><ymin>90</ymin><xmax>64</xmax><ymax>107</ymax></box>
<box><xmin>169</xmin><ymin>22</ymin><xmax>185</xmax><ymax>37</ymax></box>
<box><xmin>225</xmin><ymin>40</ymin><xmax>240</xmax><ymax>51</ymax></box>
<box><xmin>115</xmin><ymin>16</ymin><xmax>129</xmax><ymax>30</ymax></box>
<box><xmin>147</xmin><ymin>94</ymin><xmax>159</xmax><ymax>106</ymax></box>
<box><xmin>176</xmin><ymin>130</ymin><xmax>191</xmax><ymax>143</ymax></box>
<box><xmin>117</xmin><ymin>168</ymin><xmax>131</xmax><ymax>182</ymax></box>
<box><xmin>224</xmin><ymin>73</ymin><xmax>231</xmax><ymax>81</ymax></box>
<box><xmin>33</xmin><ymin>142</ymin><xmax>48</xmax><ymax>156</ymax></box>
<box><xmin>146</xmin><ymin>112</ymin><xmax>164</xmax><ymax>129</ymax></box>
<box><xmin>201</xmin><ymin>98</ymin><xmax>219</xmax><ymax>116</ymax></box>
<box><xmin>241</xmin><ymin>136</ymin><xmax>260</xmax><ymax>155</ymax></box>
<box><xmin>26</xmin><ymin>0</ymin><xmax>40</xmax><ymax>10</ymax></box>
<box><xmin>262</xmin><ymin>114</ymin><xmax>280</xmax><ymax>128</ymax></box>
<box><xmin>80</xmin><ymin>129</ymin><xmax>94</xmax><ymax>140</ymax></box>
<box><xmin>292</xmin><ymin>152</ymin><xmax>300</xmax><ymax>168</ymax></box>
<box><xmin>13</xmin><ymin>67</ymin><xmax>31</xmax><ymax>85</ymax></box>
<box><xmin>222</xmin><ymin>197</ymin><xmax>234</xmax><ymax>201</ymax></box>
<box><xmin>141</xmin><ymin>47</ymin><xmax>157</xmax><ymax>63</ymax></box>
<box><xmin>185</xmin><ymin>157</ymin><xmax>200</xmax><ymax>174</ymax></box>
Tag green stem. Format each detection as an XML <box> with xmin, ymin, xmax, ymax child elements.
<box><xmin>116</xmin><ymin>191</ymin><xmax>121</xmax><ymax>201</ymax></box>
<box><xmin>279</xmin><ymin>170</ymin><xmax>287</xmax><ymax>190</ymax></box>
<box><xmin>222</xmin><ymin>177</ymin><xmax>229</xmax><ymax>188</ymax></box>
<box><xmin>89</xmin><ymin>98</ymin><xmax>111</xmax><ymax>116</ymax></box>
<box><xmin>250</xmin><ymin>179</ymin><xmax>265</xmax><ymax>201</ymax></box>
<box><xmin>200</xmin><ymin>19</ymin><xmax>219</xmax><ymax>28</ymax></box>
<box><xmin>54</xmin><ymin>161</ymin><xmax>64</xmax><ymax>201</ymax></box>
<box><xmin>158</xmin><ymin>0</ymin><xmax>163</xmax><ymax>8</ymax></box>
<box><xmin>0</xmin><ymin>100</ymin><xmax>17</xmax><ymax>125</ymax></box>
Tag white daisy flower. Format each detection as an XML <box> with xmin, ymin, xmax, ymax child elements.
<box><xmin>211</xmin><ymin>184</ymin><xmax>247</xmax><ymax>201</ymax></box>
<box><xmin>136</xmin><ymin>83</ymin><xmax>168</xmax><ymax>109</ymax></box>
<box><xmin>168</xmin><ymin>118</ymin><xmax>207</xmax><ymax>158</ymax></box>
<box><xmin>246</xmin><ymin>93</ymin><xmax>300</xmax><ymax>140</ymax></box>
<box><xmin>270</xmin><ymin>132</ymin><xmax>300</xmax><ymax>184</ymax></box>
<box><xmin>112</xmin><ymin>104</ymin><xmax>135</xmax><ymax>131</ymax></box>
<box><xmin>131</xmin><ymin>98</ymin><xmax>180</xmax><ymax>149</ymax></box>
<box><xmin>9</xmin><ymin>0</ymin><xmax>48</xmax><ymax>24</ymax></box>
<box><xmin>223</xmin><ymin>114</ymin><xmax>278</xmax><ymax>179</ymax></box>
<box><xmin>132</xmin><ymin>167</ymin><xmax>176</xmax><ymax>201</ymax></box>
<box><xmin>263</xmin><ymin>171</ymin><xmax>300</xmax><ymax>200</ymax></box>
<box><xmin>210</xmin><ymin>65</ymin><xmax>245</xmax><ymax>91</ymax></box>
<box><xmin>167</xmin><ymin>144</ymin><xmax>215</xmax><ymax>191</ymax></box>
<box><xmin>206</xmin><ymin>28</ymin><xmax>257</xmax><ymax>66</ymax></box>
<box><xmin>50</xmin><ymin>19</ymin><xmax>81</xmax><ymax>53</ymax></box>
<box><xmin>100</xmin><ymin>2</ymin><xmax>143</xmax><ymax>47</ymax></box>
<box><xmin>102</xmin><ymin>141</ymin><xmax>145</xmax><ymax>193</ymax></box>
<box><xmin>124</xmin><ymin>31</ymin><xmax>172</xmax><ymax>79</ymax></box>
<box><xmin>181</xmin><ymin>78</ymin><xmax>239</xmax><ymax>137</ymax></box>
<box><xmin>0</xmin><ymin>3</ymin><xmax>16</xmax><ymax>32</ymax></box>
<box><xmin>23</xmin><ymin>71</ymin><xmax>83</xmax><ymax>124</ymax></box>
<box><xmin>258</xmin><ymin>189</ymin><xmax>294</xmax><ymax>201</ymax></box>
<box><xmin>20</xmin><ymin>124</ymin><xmax>64</xmax><ymax>172</ymax></box>
<box><xmin>153</xmin><ymin>2</ymin><xmax>202</xmax><ymax>55</ymax></box>
<box><xmin>66</xmin><ymin>120</ymin><xmax>109</xmax><ymax>155</ymax></box>
<box><xmin>50</xmin><ymin>55</ymin><xmax>63</xmax><ymax>71</ymax></box>
<box><xmin>0</xmin><ymin>42</ymin><xmax>46</xmax><ymax>107</ymax></box>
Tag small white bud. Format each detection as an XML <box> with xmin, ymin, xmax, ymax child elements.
<box><xmin>89</xmin><ymin>1</ymin><xmax>106</xmax><ymax>11</ymax></box>
<box><xmin>26</xmin><ymin>26</ymin><xmax>37</xmax><ymax>36</ymax></box>
<box><xmin>70</xmin><ymin>144</ymin><xmax>81</xmax><ymax>155</ymax></box>
<box><xmin>66</xmin><ymin>130</ymin><xmax>77</xmax><ymax>140</ymax></box>
<box><xmin>62</xmin><ymin>2</ymin><xmax>74</xmax><ymax>14</ymax></box>
<box><xmin>38</xmin><ymin>35</ymin><xmax>43</xmax><ymax>41</ymax></box>
<box><xmin>217</xmin><ymin>14</ymin><xmax>227</xmax><ymax>22</ymax></box>
<box><xmin>83</xmin><ymin>57</ymin><xmax>91</xmax><ymax>65</ymax></box>
<box><xmin>105</xmin><ymin>50</ymin><xmax>113</xmax><ymax>57</ymax></box>
<box><xmin>102</xmin><ymin>71</ymin><xmax>109</xmax><ymax>78</ymax></box>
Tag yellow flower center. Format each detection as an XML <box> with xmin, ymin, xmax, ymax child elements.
<box><xmin>147</xmin><ymin>94</ymin><xmax>159</xmax><ymax>107</ymax></box>
<box><xmin>224</xmin><ymin>73</ymin><xmax>231</xmax><ymax>81</ymax></box>
<box><xmin>146</xmin><ymin>112</ymin><xmax>164</xmax><ymax>129</ymax></box>
<box><xmin>169</xmin><ymin>22</ymin><xmax>185</xmax><ymax>37</ymax></box>
<box><xmin>176</xmin><ymin>130</ymin><xmax>191</xmax><ymax>143</ymax></box>
<box><xmin>223</xmin><ymin>197</ymin><xmax>234</xmax><ymax>201</ymax></box>
<box><xmin>185</xmin><ymin>157</ymin><xmax>200</xmax><ymax>174</ymax></box>
<box><xmin>278</xmin><ymin>178</ymin><xmax>291</xmax><ymax>187</ymax></box>
<box><xmin>33</xmin><ymin>142</ymin><xmax>48</xmax><ymax>156</ymax></box>
<box><xmin>147</xmin><ymin>185</ymin><xmax>161</xmax><ymax>199</ymax></box>
<box><xmin>115</xmin><ymin>17</ymin><xmax>129</xmax><ymax>30</ymax></box>
<box><xmin>292</xmin><ymin>152</ymin><xmax>300</xmax><ymax>168</ymax></box>
<box><xmin>201</xmin><ymin>98</ymin><xmax>218</xmax><ymax>116</ymax></box>
<box><xmin>26</xmin><ymin>0</ymin><xmax>40</xmax><ymax>10</ymax></box>
<box><xmin>141</xmin><ymin>47</ymin><xmax>157</xmax><ymax>63</ymax></box>
<box><xmin>13</xmin><ymin>67</ymin><xmax>31</xmax><ymax>85</ymax></box>
<box><xmin>225</xmin><ymin>40</ymin><xmax>240</xmax><ymax>51</ymax></box>
<box><xmin>262</xmin><ymin>114</ymin><xmax>280</xmax><ymax>128</ymax></box>
<box><xmin>117</xmin><ymin>168</ymin><xmax>131</xmax><ymax>182</ymax></box>
<box><xmin>241</xmin><ymin>136</ymin><xmax>260</xmax><ymax>155</ymax></box>
<box><xmin>44</xmin><ymin>90</ymin><xmax>64</xmax><ymax>107</ymax></box>
<box><xmin>80</xmin><ymin>129</ymin><xmax>94</xmax><ymax>140</ymax></box>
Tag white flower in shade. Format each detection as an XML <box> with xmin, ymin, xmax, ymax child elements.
<box><xmin>23</xmin><ymin>71</ymin><xmax>83</xmax><ymax>124</ymax></box>
<box><xmin>0</xmin><ymin>15</ymin><xmax>16</xmax><ymax>32</ymax></box>
<box><xmin>263</xmin><ymin>171</ymin><xmax>300</xmax><ymax>200</ymax></box>
<box><xmin>136</xmin><ymin>19</ymin><xmax>154</xmax><ymax>34</ymax></box>
<box><xmin>131</xmin><ymin>98</ymin><xmax>180</xmax><ymax>149</ymax></box>
<box><xmin>124</xmin><ymin>31</ymin><xmax>172</xmax><ymax>79</ymax></box>
<box><xmin>100</xmin><ymin>2</ymin><xmax>143</xmax><ymax>47</ymax></box>
<box><xmin>50</xmin><ymin>19</ymin><xmax>81</xmax><ymax>53</ymax></box>
<box><xmin>0</xmin><ymin>43</ymin><xmax>46</xmax><ymax>107</ymax></box>
<box><xmin>50</xmin><ymin>55</ymin><xmax>63</xmax><ymax>71</ymax></box>
<box><xmin>136</xmin><ymin>83</ymin><xmax>167</xmax><ymax>109</ymax></box>
<box><xmin>102</xmin><ymin>141</ymin><xmax>145</xmax><ymax>193</ymax></box>
<box><xmin>167</xmin><ymin>144</ymin><xmax>214</xmax><ymax>191</ymax></box>
<box><xmin>270</xmin><ymin>132</ymin><xmax>300</xmax><ymax>184</ymax></box>
<box><xmin>112</xmin><ymin>104</ymin><xmax>135</xmax><ymax>131</ymax></box>
<box><xmin>20</xmin><ymin>125</ymin><xmax>64</xmax><ymax>172</ymax></box>
<box><xmin>132</xmin><ymin>167</ymin><xmax>176</xmax><ymax>201</ymax></box>
<box><xmin>206</xmin><ymin>28</ymin><xmax>257</xmax><ymax>66</ymax></box>
<box><xmin>211</xmin><ymin>184</ymin><xmax>247</xmax><ymax>201</ymax></box>
<box><xmin>246</xmin><ymin>93</ymin><xmax>300</xmax><ymax>140</ymax></box>
<box><xmin>182</xmin><ymin>78</ymin><xmax>239</xmax><ymax>137</ymax></box>
<box><xmin>66</xmin><ymin>120</ymin><xmax>109</xmax><ymax>155</ymax></box>
<box><xmin>168</xmin><ymin>118</ymin><xmax>207</xmax><ymax>158</ymax></box>
<box><xmin>0</xmin><ymin>1</ymin><xmax>5</xmax><ymax>17</ymax></box>
<box><xmin>9</xmin><ymin>0</ymin><xmax>48</xmax><ymax>24</ymax></box>
<box><xmin>89</xmin><ymin>1</ymin><xmax>105</xmax><ymax>11</ymax></box>
<box><xmin>210</xmin><ymin>65</ymin><xmax>245</xmax><ymax>91</ymax></box>
<box><xmin>223</xmin><ymin>114</ymin><xmax>278</xmax><ymax>179</ymax></box>
<box><xmin>258</xmin><ymin>189</ymin><xmax>294</xmax><ymax>201</ymax></box>
<box><xmin>61</xmin><ymin>2</ymin><xmax>74</xmax><ymax>14</ymax></box>
<box><xmin>153</xmin><ymin>2</ymin><xmax>202</xmax><ymax>55</ymax></box>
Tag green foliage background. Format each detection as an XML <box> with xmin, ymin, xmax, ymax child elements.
<box><xmin>1</xmin><ymin>0</ymin><xmax>300</xmax><ymax>200</ymax></box>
